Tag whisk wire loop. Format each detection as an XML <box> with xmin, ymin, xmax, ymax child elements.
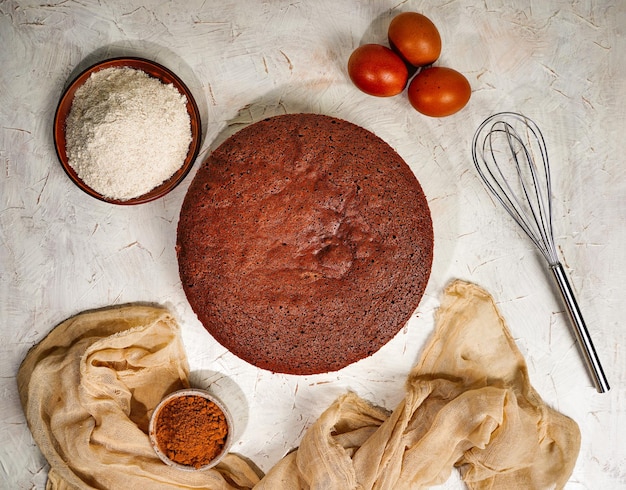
<box><xmin>506</xmin><ymin>119</ymin><xmax>555</xmax><ymax>262</ymax></box>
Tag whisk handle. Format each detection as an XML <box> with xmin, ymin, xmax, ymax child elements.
<box><xmin>550</xmin><ymin>262</ymin><xmax>610</xmax><ymax>393</ymax></box>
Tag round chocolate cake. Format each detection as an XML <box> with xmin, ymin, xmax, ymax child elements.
<box><xmin>177</xmin><ymin>113</ymin><xmax>433</xmax><ymax>374</ymax></box>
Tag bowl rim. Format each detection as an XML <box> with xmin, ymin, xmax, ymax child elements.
<box><xmin>53</xmin><ymin>56</ymin><xmax>202</xmax><ymax>205</ymax></box>
<box><xmin>148</xmin><ymin>388</ymin><xmax>233</xmax><ymax>471</ymax></box>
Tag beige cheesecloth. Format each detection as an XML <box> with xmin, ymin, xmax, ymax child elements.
<box><xmin>17</xmin><ymin>280</ymin><xmax>581</xmax><ymax>489</ymax></box>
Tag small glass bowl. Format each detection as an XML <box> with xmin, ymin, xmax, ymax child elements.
<box><xmin>148</xmin><ymin>388</ymin><xmax>233</xmax><ymax>471</ymax></box>
<box><xmin>53</xmin><ymin>57</ymin><xmax>202</xmax><ymax>205</ymax></box>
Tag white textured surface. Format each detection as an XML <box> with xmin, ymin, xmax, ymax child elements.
<box><xmin>1</xmin><ymin>1</ymin><xmax>624</xmax><ymax>488</ymax></box>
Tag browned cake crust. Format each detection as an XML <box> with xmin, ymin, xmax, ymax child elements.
<box><xmin>177</xmin><ymin>113</ymin><xmax>433</xmax><ymax>374</ymax></box>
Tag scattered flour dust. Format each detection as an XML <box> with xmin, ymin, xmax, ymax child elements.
<box><xmin>65</xmin><ymin>66</ymin><xmax>192</xmax><ymax>201</ymax></box>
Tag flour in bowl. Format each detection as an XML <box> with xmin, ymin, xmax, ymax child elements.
<box><xmin>65</xmin><ymin>66</ymin><xmax>192</xmax><ymax>201</ymax></box>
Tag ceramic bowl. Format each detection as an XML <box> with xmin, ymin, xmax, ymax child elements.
<box><xmin>148</xmin><ymin>388</ymin><xmax>233</xmax><ymax>471</ymax></box>
<box><xmin>53</xmin><ymin>57</ymin><xmax>201</xmax><ymax>205</ymax></box>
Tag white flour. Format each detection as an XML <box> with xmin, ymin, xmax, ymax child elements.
<box><xmin>65</xmin><ymin>66</ymin><xmax>192</xmax><ymax>201</ymax></box>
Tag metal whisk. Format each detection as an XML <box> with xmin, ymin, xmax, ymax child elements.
<box><xmin>471</xmin><ymin>112</ymin><xmax>609</xmax><ymax>393</ymax></box>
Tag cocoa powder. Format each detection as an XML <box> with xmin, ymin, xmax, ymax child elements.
<box><xmin>154</xmin><ymin>394</ymin><xmax>229</xmax><ymax>469</ymax></box>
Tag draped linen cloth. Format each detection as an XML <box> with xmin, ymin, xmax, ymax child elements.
<box><xmin>17</xmin><ymin>281</ymin><xmax>580</xmax><ymax>489</ymax></box>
